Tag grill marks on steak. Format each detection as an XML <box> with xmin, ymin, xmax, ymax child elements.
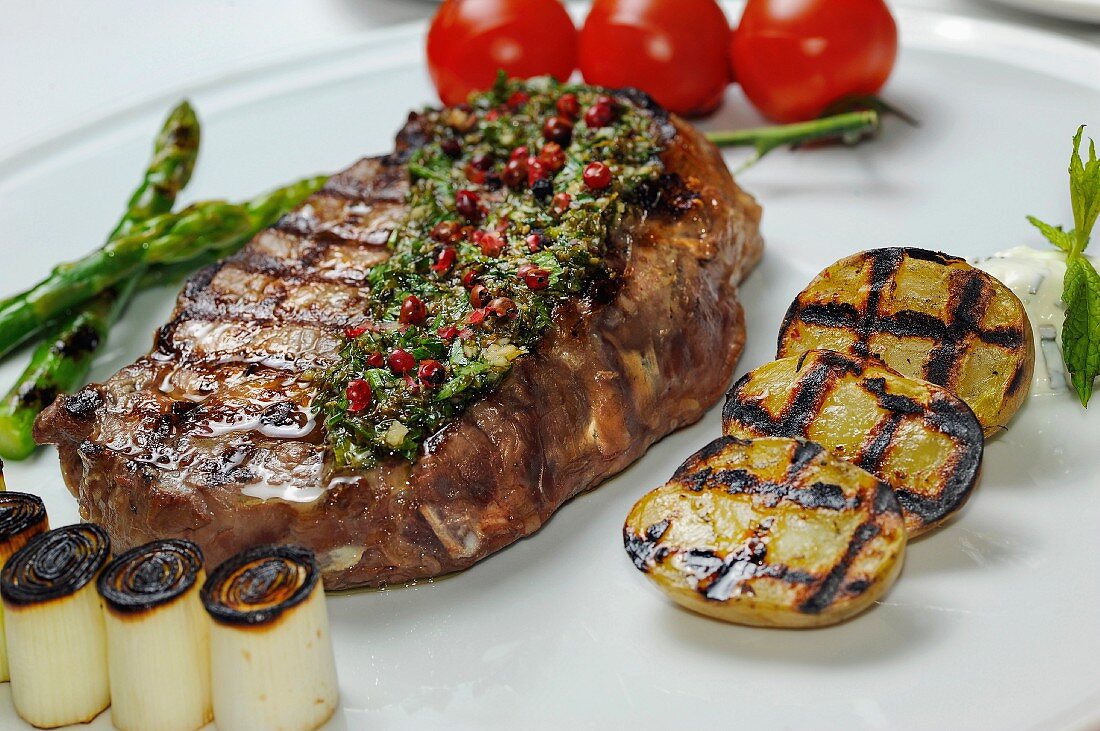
<box><xmin>51</xmin><ymin>157</ymin><xmax>405</xmax><ymax>480</ymax></box>
<box><xmin>35</xmin><ymin>115</ymin><xmax>763</xmax><ymax>589</ymax></box>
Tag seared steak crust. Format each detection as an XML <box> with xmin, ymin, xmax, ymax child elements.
<box><xmin>35</xmin><ymin>114</ymin><xmax>762</xmax><ymax>589</ymax></box>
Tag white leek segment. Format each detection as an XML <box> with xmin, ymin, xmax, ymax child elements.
<box><xmin>0</xmin><ymin>491</ymin><xmax>48</xmax><ymax>683</ymax></box>
<box><xmin>203</xmin><ymin>546</ymin><xmax>339</xmax><ymax>731</ymax></box>
<box><xmin>98</xmin><ymin>539</ymin><xmax>211</xmax><ymax>731</ymax></box>
<box><xmin>1</xmin><ymin>523</ymin><xmax>110</xmax><ymax>728</ymax></box>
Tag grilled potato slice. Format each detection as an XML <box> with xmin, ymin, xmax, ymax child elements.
<box><xmin>723</xmin><ymin>349</ymin><xmax>983</xmax><ymax>536</ymax></box>
<box><xmin>624</xmin><ymin>436</ymin><xmax>906</xmax><ymax>628</ymax></box>
<box><xmin>777</xmin><ymin>248</ymin><xmax>1034</xmax><ymax>435</ymax></box>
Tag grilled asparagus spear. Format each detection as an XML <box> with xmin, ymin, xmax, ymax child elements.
<box><xmin>111</xmin><ymin>100</ymin><xmax>201</xmax><ymax>238</ymax></box>
<box><xmin>0</xmin><ymin>101</ymin><xmax>200</xmax><ymax>459</ymax></box>
<box><xmin>0</xmin><ymin>101</ymin><xmax>200</xmax><ymax>359</ymax></box>
<box><xmin>0</xmin><ymin>282</ymin><xmax>137</xmax><ymax>459</ymax></box>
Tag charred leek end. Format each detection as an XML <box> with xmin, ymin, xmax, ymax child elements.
<box><xmin>0</xmin><ymin>492</ymin><xmax>47</xmax><ymax>564</ymax></box>
<box><xmin>98</xmin><ymin>539</ymin><xmax>211</xmax><ymax>731</ymax></box>
<box><xmin>1</xmin><ymin>523</ymin><xmax>110</xmax><ymax>728</ymax></box>
<box><xmin>202</xmin><ymin>545</ymin><xmax>338</xmax><ymax>731</ymax></box>
<box><xmin>0</xmin><ymin>492</ymin><xmax>48</xmax><ymax>682</ymax></box>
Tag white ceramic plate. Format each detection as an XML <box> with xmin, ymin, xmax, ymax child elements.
<box><xmin>985</xmin><ymin>0</ymin><xmax>1100</xmax><ymax>23</ymax></box>
<box><xmin>0</xmin><ymin>7</ymin><xmax>1099</xmax><ymax>730</ymax></box>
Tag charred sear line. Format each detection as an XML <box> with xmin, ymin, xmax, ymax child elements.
<box><xmin>710</xmin><ymin>468</ymin><xmax>763</xmax><ymax>492</ymax></box>
<box><xmin>783</xmin><ymin>361</ymin><xmax>838</xmax><ymax>435</ymax></box>
<box><xmin>883</xmin><ymin>309</ymin><xmax>950</xmax><ymax>341</ymax></box>
<box><xmin>722</xmin><ymin>354</ymin><xmax>860</xmax><ymax>440</ymax></box>
<box><xmin>721</xmin><ymin>373</ymin><xmax>790</xmax><ymax>436</ymax></box>
<box><xmin>844</xmin><ymin>579</ymin><xmax>871</xmax><ymax>596</ymax></box>
<box><xmin>623</xmin><ymin>520</ymin><xmax>670</xmax><ymax>572</ymax></box>
<box><xmin>871</xmin><ymin>481</ymin><xmax>900</xmax><ymax>516</ymax></box>
<box><xmin>176</xmin><ymin>304</ymin><xmax>347</xmax><ymax>332</ymax></box>
<box><xmin>721</xmin><ymin>398</ymin><xmax>781</xmax><ymax>436</ymax></box>
<box><xmin>693</xmin><ymin>541</ymin><xmax>770</xmax><ymax>602</ymax></box>
<box><xmin>926</xmin><ymin>272</ymin><xmax>988</xmax><ymax>385</ymax></box>
<box><xmin>317</xmin><ymin>173</ymin><xmax>407</xmax><ymax>204</ymax></box>
<box><xmin>181</xmin><ymin>263</ymin><xmax>221</xmax><ymax>301</ymax></box>
<box><xmin>271</xmin><ymin>211</ymin><xmax>318</xmax><ymax>236</ymax></box>
<box><xmin>684</xmin><ymin>467</ymin><xmax>859</xmax><ymax>512</ymax></box>
<box><xmin>787</xmin><ymin>440</ymin><xmax>825</xmax><ymax>479</ymax></box>
<box><xmin>796</xmin><ymin>482</ymin><xmax>858</xmax><ymax>511</ymax></box>
<box><xmin>682</xmin><ymin>547</ymin><xmax>818</xmax><ymax>603</ymax></box>
<box><xmin>926</xmin><ymin>393</ymin><xmax>985</xmax><ymax>444</ymax></box>
<box><xmin>682</xmin><ymin>467</ymin><xmax>714</xmax><ymax>491</ymax></box>
<box><xmin>975</xmin><ymin>327</ymin><xmax>1025</xmax><ymax>350</ymax></box>
<box><xmin>896</xmin><ymin>402</ymin><xmax>982</xmax><ymax>524</ymax></box>
<box><xmin>217</xmin><ymin>256</ymin><xmax>385</xmax><ymax>289</ymax></box>
<box><xmin>857</xmin><ymin>248</ymin><xmax>906</xmax><ymax>356</ymax></box>
<box><xmin>1006</xmin><ymin>359</ymin><xmax>1029</xmax><ymax>398</ymax></box>
<box><xmin>798</xmin><ymin>521</ymin><xmax>880</xmax><ymax>615</ymax></box>
<box><xmin>673</xmin><ymin>436</ymin><xmax>746</xmax><ymax>480</ymax></box>
<box><xmin>898</xmin><ymin>247</ymin><xmax>964</xmax><ymax>266</ymax></box>
<box><xmin>798</xmin><ymin>348</ymin><xmax>862</xmax><ymax>376</ymax></box>
<box><xmin>783</xmin><ymin>301</ymin><xmax>861</xmax><ymax>334</ymax></box>
<box><xmin>724</xmin><ymin>353</ymin><xmax>978</xmax><ymax>522</ymax></box>
<box><xmin>310</xmin><ymin>225</ymin><xmax>393</xmax><ymax>249</ymax></box>
<box><xmin>861</xmin><ymin>377</ymin><xmax>982</xmax><ymax>524</ymax></box>
<box><xmin>893</xmin><ymin>487</ymin><xmax>956</xmax><ymax>523</ymax></box>
<box><xmin>860</xmin><ymin>377</ymin><xmax>924</xmax><ymax>415</ymax></box>
<box><xmin>857</xmin><ymin>412</ymin><xmax>903</xmax><ymax>473</ymax></box>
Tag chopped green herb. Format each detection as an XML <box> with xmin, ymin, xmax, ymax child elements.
<box><xmin>315</xmin><ymin>77</ymin><xmax>669</xmax><ymax>468</ymax></box>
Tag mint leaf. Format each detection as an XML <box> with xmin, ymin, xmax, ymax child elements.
<box><xmin>1062</xmin><ymin>256</ymin><xmax>1100</xmax><ymax>406</ymax></box>
<box><xmin>1027</xmin><ymin>215</ymin><xmax>1075</xmax><ymax>253</ymax></box>
<box><xmin>1032</xmin><ymin>127</ymin><xmax>1100</xmax><ymax>409</ymax></box>
<box><xmin>1069</xmin><ymin>126</ymin><xmax>1100</xmax><ymax>254</ymax></box>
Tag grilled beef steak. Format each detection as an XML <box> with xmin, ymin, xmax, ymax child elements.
<box><xmin>35</xmin><ymin>89</ymin><xmax>763</xmax><ymax>589</ymax></box>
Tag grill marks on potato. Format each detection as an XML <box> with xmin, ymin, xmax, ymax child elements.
<box><xmin>723</xmin><ymin>350</ymin><xmax>983</xmax><ymax>536</ymax></box>
<box><xmin>777</xmin><ymin>248</ymin><xmax>1034</xmax><ymax>434</ymax></box>
<box><xmin>624</xmin><ymin>437</ymin><xmax>906</xmax><ymax>627</ymax></box>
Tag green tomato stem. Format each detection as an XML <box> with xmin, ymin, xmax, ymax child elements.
<box><xmin>706</xmin><ymin>110</ymin><xmax>881</xmax><ymax>173</ymax></box>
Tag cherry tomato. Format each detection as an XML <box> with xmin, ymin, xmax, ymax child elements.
<box><xmin>579</xmin><ymin>0</ymin><xmax>731</xmax><ymax>118</ymax></box>
<box><xmin>427</xmin><ymin>0</ymin><xmax>578</xmax><ymax>106</ymax></box>
<box><xmin>731</xmin><ymin>0</ymin><xmax>898</xmax><ymax>123</ymax></box>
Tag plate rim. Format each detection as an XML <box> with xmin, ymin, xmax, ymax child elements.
<box><xmin>2</xmin><ymin>6</ymin><xmax>1100</xmax><ymax>730</ymax></box>
<box><xmin>984</xmin><ymin>0</ymin><xmax>1100</xmax><ymax>24</ymax></box>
